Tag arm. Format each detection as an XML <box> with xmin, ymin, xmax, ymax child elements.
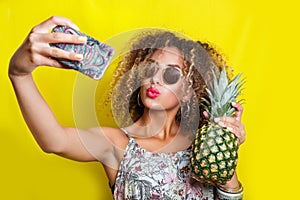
<box><xmin>9</xmin><ymin>16</ymin><xmax>112</xmax><ymax>162</ymax></box>
<box><xmin>9</xmin><ymin>74</ymin><xmax>95</xmax><ymax>161</ymax></box>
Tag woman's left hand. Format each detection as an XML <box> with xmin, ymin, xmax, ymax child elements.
<box><xmin>214</xmin><ymin>102</ymin><xmax>246</xmax><ymax>145</ymax></box>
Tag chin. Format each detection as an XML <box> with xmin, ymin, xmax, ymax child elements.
<box><xmin>144</xmin><ymin>101</ymin><xmax>165</xmax><ymax>110</ymax></box>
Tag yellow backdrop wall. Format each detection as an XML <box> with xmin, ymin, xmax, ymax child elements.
<box><xmin>1</xmin><ymin>0</ymin><xmax>299</xmax><ymax>199</ymax></box>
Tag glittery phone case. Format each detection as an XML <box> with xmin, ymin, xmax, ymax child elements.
<box><xmin>50</xmin><ymin>25</ymin><xmax>114</xmax><ymax>80</ymax></box>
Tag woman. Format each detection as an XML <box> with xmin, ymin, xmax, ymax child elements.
<box><xmin>9</xmin><ymin>16</ymin><xmax>246</xmax><ymax>199</ymax></box>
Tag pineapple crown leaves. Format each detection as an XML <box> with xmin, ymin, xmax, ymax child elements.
<box><xmin>202</xmin><ymin>67</ymin><xmax>245</xmax><ymax>121</ymax></box>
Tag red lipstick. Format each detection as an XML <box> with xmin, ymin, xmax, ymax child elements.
<box><xmin>146</xmin><ymin>87</ymin><xmax>160</xmax><ymax>98</ymax></box>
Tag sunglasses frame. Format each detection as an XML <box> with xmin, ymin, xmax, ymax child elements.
<box><xmin>140</xmin><ymin>58</ymin><xmax>183</xmax><ymax>85</ymax></box>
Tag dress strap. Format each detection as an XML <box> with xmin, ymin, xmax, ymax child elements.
<box><xmin>120</xmin><ymin>128</ymin><xmax>132</xmax><ymax>139</ymax></box>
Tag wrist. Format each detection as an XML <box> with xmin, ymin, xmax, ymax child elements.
<box><xmin>9</xmin><ymin>72</ymin><xmax>33</xmax><ymax>86</ymax></box>
<box><xmin>217</xmin><ymin>180</ymin><xmax>243</xmax><ymax>193</ymax></box>
<box><xmin>9</xmin><ymin>58</ymin><xmax>35</xmax><ymax>80</ymax></box>
<box><xmin>219</xmin><ymin>171</ymin><xmax>239</xmax><ymax>190</ymax></box>
<box><xmin>8</xmin><ymin>68</ymin><xmax>32</xmax><ymax>80</ymax></box>
<box><xmin>215</xmin><ymin>172</ymin><xmax>244</xmax><ymax>200</ymax></box>
<box><xmin>216</xmin><ymin>181</ymin><xmax>244</xmax><ymax>200</ymax></box>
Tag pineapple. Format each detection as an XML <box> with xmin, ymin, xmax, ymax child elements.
<box><xmin>190</xmin><ymin>67</ymin><xmax>244</xmax><ymax>185</ymax></box>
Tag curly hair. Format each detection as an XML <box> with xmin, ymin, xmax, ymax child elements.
<box><xmin>110</xmin><ymin>29</ymin><xmax>232</xmax><ymax>132</ymax></box>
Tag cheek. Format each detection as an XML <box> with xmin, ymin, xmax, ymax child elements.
<box><xmin>159</xmin><ymin>86</ymin><xmax>184</xmax><ymax>107</ymax></box>
<box><xmin>167</xmin><ymin>84</ymin><xmax>186</xmax><ymax>100</ymax></box>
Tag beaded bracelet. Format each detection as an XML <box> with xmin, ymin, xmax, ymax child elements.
<box><xmin>216</xmin><ymin>181</ymin><xmax>244</xmax><ymax>200</ymax></box>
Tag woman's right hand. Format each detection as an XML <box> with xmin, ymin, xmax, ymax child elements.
<box><xmin>9</xmin><ymin>16</ymin><xmax>87</xmax><ymax>78</ymax></box>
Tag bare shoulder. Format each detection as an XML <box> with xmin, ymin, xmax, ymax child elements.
<box><xmin>86</xmin><ymin>126</ymin><xmax>129</xmax><ymax>151</ymax></box>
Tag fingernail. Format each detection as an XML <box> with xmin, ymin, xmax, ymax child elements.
<box><xmin>231</xmin><ymin>102</ymin><xmax>236</xmax><ymax>106</ymax></box>
<box><xmin>71</xmin><ymin>23</ymin><xmax>80</xmax><ymax>31</ymax></box>
<box><xmin>214</xmin><ymin>118</ymin><xmax>220</xmax><ymax>123</ymax></box>
<box><xmin>78</xmin><ymin>36</ymin><xmax>87</xmax><ymax>42</ymax></box>
<box><xmin>75</xmin><ymin>54</ymin><xmax>83</xmax><ymax>59</ymax></box>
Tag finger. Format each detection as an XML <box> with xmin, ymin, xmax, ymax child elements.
<box><xmin>215</xmin><ymin>117</ymin><xmax>243</xmax><ymax>134</ymax></box>
<box><xmin>28</xmin><ymin>53</ymin><xmax>65</xmax><ymax>68</ymax></box>
<box><xmin>223</xmin><ymin>117</ymin><xmax>245</xmax><ymax>133</ymax></box>
<box><xmin>216</xmin><ymin>119</ymin><xmax>239</xmax><ymax>133</ymax></box>
<box><xmin>231</xmin><ymin>102</ymin><xmax>244</xmax><ymax>121</ymax></box>
<box><xmin>216</xmin><ymin>117</ymin><xmax>246</xmax><ymax>145</ymax></box>
<box><xmin>31</xmin><ymin>16</ymin><xmax>79</xmax><ymax>34</ymax></box>
<box><xmin>217</xmin><ymin>116</ymin><xmax>237</xmax><ymax>125</ymax></box>
<box><xmin>32</xmin><ymin>40</ymin><xmax>84</xmax><ymax>61</ymax></box>
<box><xmin>227</xmin><ymin>126</ymin><xmax>246</xmax><ymax>145</ymax></box>
<box><xmin>203</xmin><ymin>111</ymin><xmax>209</xmax><ymax>119</ymax></box>
<box><xmin>27</xmin><ymin>35</ymin><xmax>84</xmax><ymax>64</ymax></box>
<box><xmin>216</xmin><ymin>121</ymin><xmax>246</xmax><ymax>145</ymax></box>
<box><xmin>41</xmin><ymin>56</ymin><xmax>75</xmax><ymax>69</ymax></box>
<box><xmin>47</xmin><ymin>32</ymin><xmax>87</xmax><ymax>44</ymax></box>
<box><xmin>30</xmin><ymin>31</ymin><xmax>87</xmax><ymax>45</ymax></box>
<box><xmin>43</xmin><ymin>57</ymin><xmax>66</xmax><ymax>68</ymax></box>
<box><xmin>46</xmin><ymin>46</ymin><xmax>84</xmax><ymax>61</ymax></box>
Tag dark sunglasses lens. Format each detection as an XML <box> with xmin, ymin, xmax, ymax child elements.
<box><xmin>144</xmin><ymin>63</ymin><xmax>158</xmax><ymax>78</ymax></box>
<box><xmin>163</xmin><ymin>68</ymin><xmax>181</xmax><ymax>84</ymax></box>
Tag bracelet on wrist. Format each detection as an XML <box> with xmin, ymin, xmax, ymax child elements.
<box><xmin>216</xmin><ymin>181</ymin><xmax>244</xmax><ymax>200</ymax></box>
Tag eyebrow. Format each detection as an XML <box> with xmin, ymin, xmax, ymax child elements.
<box><xmin>146</xmin><ymin>58</ymin><xmax>181</xmax><ymax>69</ymax></box>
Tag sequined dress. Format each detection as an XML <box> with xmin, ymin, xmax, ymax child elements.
<box><xmin>113</xmin><ymin>128</ymin><xmax>214</xmax><ymax>200</ymax></box>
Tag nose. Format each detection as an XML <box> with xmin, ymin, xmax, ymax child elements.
<box><xmin>150</xmin><ymin>69</ymin><xmax>162</xmax><ymax>85</ymax></box>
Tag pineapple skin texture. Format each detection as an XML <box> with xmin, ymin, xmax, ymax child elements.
<box><xmin>190</xmin><ymin>122</ymin><xmax>239</xmax><ymax>185</ymax></box>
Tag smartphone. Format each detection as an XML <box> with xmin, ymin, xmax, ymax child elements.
<box><xmin>50</xmin><ymin>25</ymin><xmax>114</xmax><ymax>80</ymax></box>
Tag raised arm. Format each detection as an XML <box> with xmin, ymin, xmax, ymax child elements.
<box><xmin>8</xmin><ymin>16</ymin><xmax>114</xmax><ymax>162</ymax></box>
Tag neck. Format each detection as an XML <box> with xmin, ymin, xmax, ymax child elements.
<box><xmin>135</xmin><ymin>106</ymin><xmax>180</xmax><ymax>139</ymax></box>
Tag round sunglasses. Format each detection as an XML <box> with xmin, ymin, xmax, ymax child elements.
<box><xmin>140</xmin><ymin>59</ymin><xmax>183</xmax><ymax>85</ymax></box>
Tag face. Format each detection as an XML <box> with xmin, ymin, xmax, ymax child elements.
<box><xmin>140</xmin><ymin>46</ymin><xmax>188</xmax><ymax>111</ymax></box>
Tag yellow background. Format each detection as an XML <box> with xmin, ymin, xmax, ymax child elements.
<box><xmin>1</xmin><ymin>0</ymin><xmax>299</xmax><ymax>199</ymax></box>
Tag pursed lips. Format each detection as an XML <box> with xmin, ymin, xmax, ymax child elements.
<box><xmin>146</xmin><ymin>86</ymin><xmax>160</xmax><ymax>98</ymax></box>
